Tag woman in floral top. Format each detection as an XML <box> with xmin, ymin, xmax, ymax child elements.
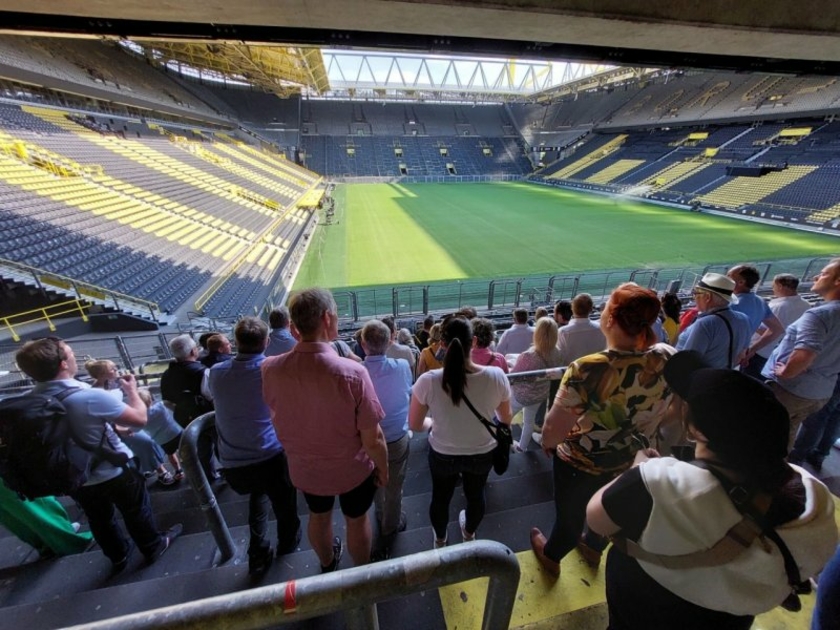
<box><xmin>509</xmin><ymin>317</ymin><xmax>563</xmax><ymax>452</ymax></box>
<box><xmin>530</xmin><ymin>283</ymin><xmax>674</xmax><ymax>578</ymax></box>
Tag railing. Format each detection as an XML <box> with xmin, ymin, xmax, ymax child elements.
<box><xmin>161</xmin><ymin>407</ymin><xmax>530</xmax><ymax>630</ymax></box>
<box><xmin>0</xmin><ymin>257</ymin><xmax>162</xmax><ymax>322</ymax></box>
<box><xmin>179</xmin><ymin>413</ymin><xmax>237</xmax><ymax>563</ymax></box>
<box><xmin>334</xmin><ymin>174</ymin><xmax>523</xmax><ymax>185</ymax></box>
<box><xmin>66</xmin><ymin>540</ymin><xmax>520</xmax><ymax>630</ymax></box>
<box><xmin>327</xmin><ymin>255</ymin><xmax>836</xmax><ymax>322</ymax></box>
<box><xmin>1</xmin><ymin>299</ymin><xmax>89</xmax><ymax>342</ymax></box>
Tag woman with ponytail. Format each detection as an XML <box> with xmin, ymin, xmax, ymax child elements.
<box><xmin>409</xmin><ymin>316</ymin><xmax>513</xmax><ymax>548</ymax></box>
<box><xmin>530</xmin><ymin>283</ymin><xmax>675</xmax><ymax>577</ymax></box>
<box><xmin>585</xmin><ymin>351</ymin><xmax>836</xmax><ymax>629</ymax></box>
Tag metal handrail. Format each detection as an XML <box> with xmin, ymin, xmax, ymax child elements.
<box><xmin>179</xmin><ymin>412</ymin><xmax>237</xmax><ymax>563</ymax></box>
<box><xmin>65</xmin><ymin>541</ymin><xmax>520</xmax><ymax>630</ymax></box>
<box><xmin>1</xmin><ymin>299</ymin><xmax>90</xmax><ymax>342</ymax></box>
<box><xmin>0</xmin><ymin>256</ymin><xmax>161</xmax><ymax>319</ymax></box>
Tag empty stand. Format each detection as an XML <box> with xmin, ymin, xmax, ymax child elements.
<box><xmin>0</xmin><ymin>103</ymin><xmax>320</xmax><ymax>317</ymax></box>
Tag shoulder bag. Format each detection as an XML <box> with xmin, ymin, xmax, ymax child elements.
<box><xmin>462</xmin><ymin>393</ymin><xmax>513</xmax><ymax>475</ymax></box>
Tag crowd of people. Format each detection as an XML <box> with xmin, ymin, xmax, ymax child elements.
<box><xmin>5</xmin><ymin>259</ymin><xmax>840</xmax><ymax>629</ymax></box>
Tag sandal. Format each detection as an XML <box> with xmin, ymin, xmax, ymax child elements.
<box><xmin>173</xmin><ymin>468</ymin><xmax>185</xmax><ymax>481</ymax></box>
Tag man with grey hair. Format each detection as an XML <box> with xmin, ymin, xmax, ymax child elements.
<box><xmin>676</xmin><ymin>273</ymin><xmax>752</xmax><ymax>369</ymax></box>
<box><xmin>263</xmin><ymin>288</ymin><xmax>388</xmax><ymax>572</ymax></box>
<box><xmin>161</xmin><ymin>334</ymin><xmax>216</xmax><ymax>478</ymax></box>
<box><xmin>360</xmin><ymin>319</ymin><xmax>413</xmax><ymax>560</ymax></box>
<box><xmin>743</xmin><ymin>273</ymin><xmax>811</xmax><ymax>380</ymax></box>
<box><xmin>265</xmin><ymin>305</ymin><xmax>297</xmax><ymax>357</ymax></box>
<box><xmin>763</xmin><ymin>258</ymin><xmax>840</xmax><ymax>447</ymax></box>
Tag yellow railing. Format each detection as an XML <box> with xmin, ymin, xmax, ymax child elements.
<box><xmin>1</xmin><ymin>299</ymin><xmax>90</xmax><ymax>342</ymax></box>
<box><xmin>0</xmin><ymin>257</ymin><xmax>161</xmax><ymax>320</ymax></box>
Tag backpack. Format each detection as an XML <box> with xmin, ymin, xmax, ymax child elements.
<box><xmin>0</xmin><ymin>388</ymin><xmax>119</xmax><ymax>500</ymax></box>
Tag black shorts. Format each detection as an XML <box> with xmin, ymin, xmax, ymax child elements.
<box><xmin>159</xmin><ymin>434</ymin><xmax>182</xmax><ymax>456</ymax></box>
<box><xmin>303</xmin><ymin>473</ymin><xmax>377</xmax><ymax>519</ymax></box>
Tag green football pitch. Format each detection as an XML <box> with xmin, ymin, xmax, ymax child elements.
<box><xmin>293</xmin><ymin>181</ymin><xmax>840</xmax><ymax>292</ymax></box>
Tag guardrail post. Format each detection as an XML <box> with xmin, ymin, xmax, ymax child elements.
<box><xmin>115</xmin><ymin>336</ymin><xmax>135</xmax><ymax>373</ymax></box>
<box><xmin>487</xmin><ymin>280</ymin><xmax>496</xmax><ymax>310</ymax></box>
<box><xmin>3</xmin><ymin>317</ymin><xmax>19</xmax><ymax>342</ymax></box>
<box><xmin>179</xmin><ymin>412</ymin><xmax>237</xmax><ymax>564</ymax></box>
<box><xmin>350</xmin><ymin>291</ymin><xmax>359</xmax><ymax>322</ymax></box>
<box><xmin>69</xmin><ymin>541</ymin><xmax>520</xmax><ymax>630</ymax></box>
<box><xmin>546</xmin><ymin>275</ymin><xmax>556</xmax><ymax>305</ymax></box>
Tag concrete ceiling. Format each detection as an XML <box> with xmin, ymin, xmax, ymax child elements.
<box><xmin>1</xmin><ymin>0</ymin><xmax>840</xmax><ymax>72</ymax></box>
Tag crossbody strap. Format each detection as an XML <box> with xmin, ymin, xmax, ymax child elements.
<box><xmin>53</xmin><ymin>388</ymin><xmax>110</xmax><ymax>471</ymax></box>
<box><xmin>694</xmin><ymin>461</ymin><xmax>803</xmax><ymax>594</ymax></box>
<box><xmin>711</xmin><ymin>311</ymin><xmax>735</xmax><ymax>368</ymax></box>
<box><xmin>461</xmin><ymin>392</ymin><xmax>497</xmax><ymax>440</ymax></box>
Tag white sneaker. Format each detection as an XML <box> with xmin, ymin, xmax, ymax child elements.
<box><xmin>459</xmin><ymin>510</ymin><xmax>475</xmax><ymax>542</ymax></box>
<box><xmin>532</xmin><ymin>433</ymin><xmax>543</xmax><ymax>446</ymax></box>
<box><xmin>511</xmin><ymin>440</ymin><xmax>524</xmax><ymax>453</ymax></box>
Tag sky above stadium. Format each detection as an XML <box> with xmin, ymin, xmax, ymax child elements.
<box><xmin>321</xmin><ymin>49</ymin><xmax>613</xmax><ymax>97</ymax></box>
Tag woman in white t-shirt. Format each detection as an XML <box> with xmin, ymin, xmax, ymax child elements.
<box><xmin>409</xmin><ymin>316</ymin><xmax>512</xmax><ymax>548</ymax></box>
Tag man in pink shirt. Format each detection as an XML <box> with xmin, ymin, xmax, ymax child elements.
<box><xmin>262</xmin><ymin>288</ymin><xmax>388</xmax><ymax>572</ymax></box>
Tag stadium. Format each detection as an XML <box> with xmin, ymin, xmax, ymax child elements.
<box><xmin>0</xmin><ymin>1</ymin><xmax>839</xmax><ymax>629</ymax></box>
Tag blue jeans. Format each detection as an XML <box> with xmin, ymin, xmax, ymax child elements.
<box><xmin>812</xmin><ymin>545</ymin><xmax>840</xmax><ymax>630</ymax></box>
<box><xmin>791</xmin><ymin>376</ymin><xmax>840</xmax><ymax>464</ymax></box>
<box><xmin>72</xmin><ymin>468</ymin><xmax>163</xmax><ymax>563</ymax></box>
<box><xmin>428</xmin><ymin>449</ymin><xmax>493</xmax><ymax>540</ymax></box>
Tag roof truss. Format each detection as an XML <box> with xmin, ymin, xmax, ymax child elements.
<box><xmin>127</xmin><ymin>40</ymin><xmax>330</xmax><ymax>96</ymax></box>
<box><xmin>322</xmin><ymin>50</ymin><xmax>612</xmax><ymax>100</ymax></box>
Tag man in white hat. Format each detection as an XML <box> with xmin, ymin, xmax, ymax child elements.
<box><xmin>675</xmin><ymin>272</ymin><xmax>752</xmax><ymax>369</ymax></box>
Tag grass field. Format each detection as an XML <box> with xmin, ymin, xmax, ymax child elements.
<box><xmin>293</xmin><ymin>182</ymin><xmax>840</xmax><ymax>292</ymax></box>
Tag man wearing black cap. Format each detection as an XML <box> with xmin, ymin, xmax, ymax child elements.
<box><xmin>676</xmin><ymin>273</ymin><xmax>751</xmax><ymax>369</ymax></box>
<box><xmin>763</xmin><ymin>258</ymin><xmax>840</xmax><ymax>448</ymax></box>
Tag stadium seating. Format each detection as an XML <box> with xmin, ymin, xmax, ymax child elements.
<box><xmin>0</xmin><ymin>103</ymin><xmax>319</xmax><ymax>316</ymax></box>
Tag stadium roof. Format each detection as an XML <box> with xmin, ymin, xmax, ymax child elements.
<box><xmin>121</xmin><ymin>39</ymin><xmax>625</xmax><ymax>101</ymax></box>
<box><xmin>2</xmin><ymin>0</ymin><xmax>840</xmax><ymax>76</ymax></box>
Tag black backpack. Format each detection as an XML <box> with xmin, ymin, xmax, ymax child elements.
<box><xmin>0</xmin><ymin>388</ymin><xmax>118</xmax><ymax>500</ymax></box>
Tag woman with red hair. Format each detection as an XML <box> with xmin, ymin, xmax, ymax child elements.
<box><xmin>530</xmin><ymin>283</ymin><xmax>675</xmax><ymax>578</ymax></box>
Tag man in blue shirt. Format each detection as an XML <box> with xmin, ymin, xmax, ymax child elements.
<box><xmin>727</xmin><ymin>264</ymin><xmax>784</xmax><ymax>363</ymax></box>
<box><xmin>763</xmin><ymin>258</ymin><xmax>840</xmax><ymax>449</ymax></box>
<box><xmin>676</xmin><ymin>273</ymin><xmax>752</xmax><ymax>369</ymax></box>
<box><xmin>265</xmin><ymin>306</ymin><xmax>297</xmax><ymax>357</ymax></box>
<box><xmin>360</xmin><ymin>319</ymin><xmax>412</xmax><ymax>560</ymax></box>
<box><xmin>15</xmin><ymin>338</ymin><xmax>181</xmax><ymax>572</ymax></box>
<box><xmin>208</xmin><ymin>317</ymin><xmax>301</xmax><ymax>577</ymax></box>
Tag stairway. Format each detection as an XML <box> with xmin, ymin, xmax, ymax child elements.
<box><xmin>0</xmin><ymin>429</ymin><xmax>828</xmax><ymax>629</ymax></box>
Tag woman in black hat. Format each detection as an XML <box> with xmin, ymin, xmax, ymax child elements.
<box><xmin>585</xmin><ymin>351</ymin><xmax>837</xmax><ymax>630</ymax></box>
